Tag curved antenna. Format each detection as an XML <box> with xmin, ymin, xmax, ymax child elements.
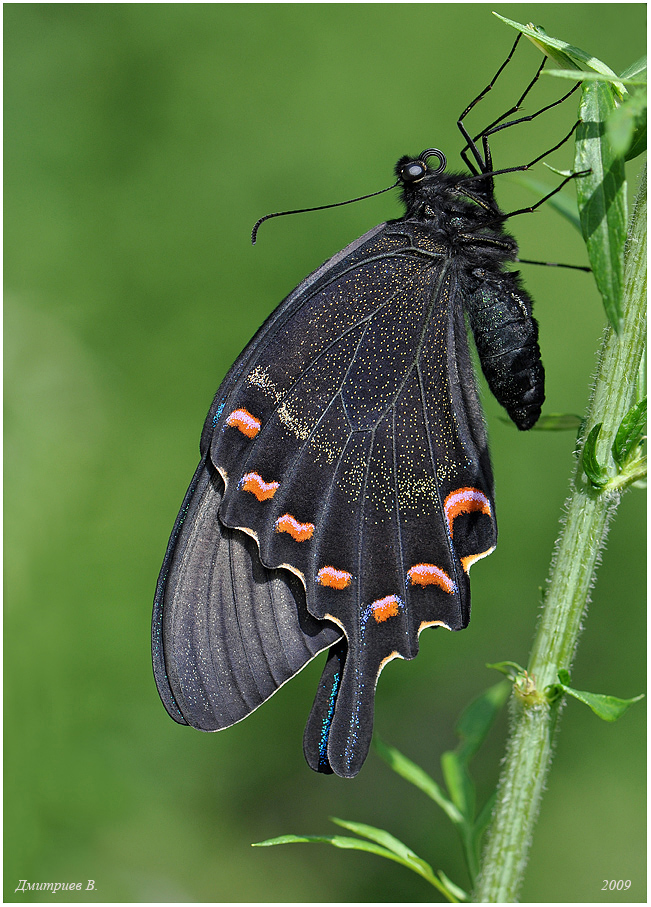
<box><xmin>251</xmin><ymin>181</ymin><xmax>399</xmax><ymax>244</ymax></box>
<box><xmin>419</xmin><ymin>148</ymin><xmax>447</xmax><ymax>173</ymax></box>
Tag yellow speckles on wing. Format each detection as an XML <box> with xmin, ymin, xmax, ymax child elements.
<box><xmin>277</xmin><ymin>399</ymin><xmax>313</xmax><ymax>441</ymax></box>
<box><xmin>246</xmin><ymin>365</ymin><xmax>284</xmax><ymax>404</ymax></box>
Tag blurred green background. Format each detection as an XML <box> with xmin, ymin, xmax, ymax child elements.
<box><xmin>5</xmin><ymin>4</ymin><xmax>645</xmax><ymax>902</ymax></box>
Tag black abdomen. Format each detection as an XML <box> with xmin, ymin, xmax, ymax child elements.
<box><xmin>465</xmin><ymin>273</ymin><xmax>544</xmax><ymax>431</ymax></box>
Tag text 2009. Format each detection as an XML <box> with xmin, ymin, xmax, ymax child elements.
<box><xmin>602</xmin><ymin>881</ymin><xmax>631</xmax><ymax>891</ymax></box>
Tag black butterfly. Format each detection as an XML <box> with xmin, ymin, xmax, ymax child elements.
<box><xmin>152</xmin><ymin>36</ymin><xmax>580</xmax><ymax>778</ymax></box>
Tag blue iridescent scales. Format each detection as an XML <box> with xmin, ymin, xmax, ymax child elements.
<box><xmin>153</xmin><ymin>154</ymin><xmax>543</xmax><ymax>778</ymax></box>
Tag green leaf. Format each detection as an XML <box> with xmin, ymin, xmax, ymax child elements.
<box><xmin>254</xmin><ymin>820</ymin><xmax>468</xmax><ymax>901</ymax></box>
<box><xmin>582</xmin><ymin>423</ymin><xmax>609</xmax><ymax>487</ymax></box>
<box><xmin>254</xmin><ymin>820</ymin><xmax>464</xmax><ymax>900</ymax></box>
<box><xmin>473</xmin><ymin>789</ymin><xmax>498</xmax><ymax>847</ymax></box>
<box><xmin>607</xmin><ymin>88</ymin><xmax>647</xmax><ymax>160</ymax></box>
<box><xmin>253</xmin><ymin>833</ymin><xmax>324</xmax><ymax>847</ymax></box>
<box><xmin>374</xmin><ymin>737</ymin><xmax>463</xmax><ymax>824</ymax></box>
<box><xmin>575</xmin><ymin>81</ymin><xmax>628</xmax><ymax>332</ymax></box>
<box><xmin>548</xmin><ymin>672</ymin><xmax>644</xmax><ymax>721</ymax></box>
<box><xmin>486</xmin><ymin>660</ymin><xmax>525</xmax><ymax>682</ymax></box>
<box><xmin>493</xmin><ymin>14</ymin><xmax>625</xmax><ymax>94</ymax></box>
<box><xmin>441</xmin><ymin>750</ymin><xmax>474</xmax><ymax>822</ymax></box>
<box><xmin>440</xmin><ymin>681</ymin><xmax>511</xmax><ymax>823</ymax></box>
<box><xmin>437</xmin><ymin>870</ymin><xmax>469</xmax><ymax>903</ymax></box>
<box><xmin>257</xmin><ymin>832</ymin><xmax>434</xmax><ymax>879</ymax></box>
<box><xmin>253</xmin><ymin>832</ymin><xmax>392</xmax><ymax>854</ymax></box>
<box><xmin>469</xmin><ymin>789</ymin><xmax>499</xmax><ymax>878</ymax></box>
<box><xmin>453</xmin><ymin>681</ymin><xmax>511</xmax><ymax>765</ymax></box>
<box><xmin>544</xmin><ymin>69</ymin><xmax>647</xmax><ymax>86</ymax></box>
<box><xmin>619</xmin><ymin>56</ymin><xmax>647</xmax><ymax>81</ymax></box>
<box><xmin>531</xmin><ymin>413</ymin><xmax>584</xmax><ymax>432</ymax></box>
<box><xmin>612</xmin><ymin>397</ymin><xmax>647</xmax><ymax>466</ymax></box>
<box><xmin>253</xmin><ymin>830</ymin><xmax>419</xmax><ymax>867</ymax></box>
<box><xmin>330</xmin><ymin>817</ymin><xmax>424</xmax><ymax>864</ymax></box>
<box><xmin>376</xmin><ymin>679</ymin><xmax>509</xmax><ymax>892</ymax></box>
<box><xmin>624</xmin><ymin>115</ymin><xmax>647</xmax><ymax>162</ymax></box>
<box><xmin>509</xmin><ymin>174</ymin><xmax>582</xmax><ymax>231</ymax></box>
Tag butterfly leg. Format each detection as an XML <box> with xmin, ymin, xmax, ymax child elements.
<box><xmin>458</xmin><ymin>32</ymin><xmax>523</xmax><ymax>174</ymax></box>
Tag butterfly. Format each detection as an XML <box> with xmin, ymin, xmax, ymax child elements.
<box><xmin>152</xmin><ymin>36</ymin><xmax>580</xmax><ymax>778</ymax></box>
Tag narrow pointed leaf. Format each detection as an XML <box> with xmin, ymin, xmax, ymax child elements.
<box><xmin>544</xmin><ymin>70</ymin><xmax>646</xmax><ymax>86</ymax></box>
<box><xmin>493</xmin><ymin>14</ymin><xmax>625</xmax><ymax>93</ymax></box>
<box><xmin>575</xmin><ymin>81</ymin><xmax>627</xmax><ymax>332</ymax></box>
<box><xmin>487</xmin><ymin>660</ymin><xmax>525</xmax><ymax>681</ymax></box>
<box><xmin>330</xmin><ymin>817</ymin><xmax>455</xmax><ymax>894</ymax></box>
<box><xmin>473</xmin><ymin>789</ymin><xmax>498</xmax><ymax>848</ymax></box>
<box><xmin>469</xmin><ymin>790</ymin><xmax>499</xmax><ymax>878</ymax></box>
<box><xmin>375</xmin><ymin>737</ymin><xmax>463</xmax><ymax>824</ymax></box>
<box><xmin>582</xmin><ymin>423</ymin><xmax>609</xmax><ymax>487</ymax></box>
<box><xmin>612</xmin><ymin>398</ymin><xmax>647</xmax><ymax>466</ymax></box>
<box><xmin>510</xmin><ymin>174</ymin><xmax>583</xmax><ymax>231</ymax></box>
<box><xmin>552</xmin><ymin>671</ymin><xmax>644</xmax><ymax>721</ymax></box>
<box><xmin>624</xmin><ymin>117</ymin><xmax>647</xmax><ymax>162</ymax></box>
<box><xmin>330</xmin><ymin>817</ymin><xmax>422</xmax><ymax>864</ymax></box>
<box><xmin>254</xmin><ymin>832</ymin><xmax>416</xmax><ymax>864</ymax></box>
<box><xmin>619</xmin><ymin>57</ymin><xmax>647</xmax><ymax>81</ymax></box>
<box><xmin>607</xmin><ymin>88</ymin><xmax>647</xmax><ymax>159</ymax></box>
<box><xmin>441</xmin><ymin>750</ymin><xmax>474</xmax><ymax>821</ymax></box>
<box><xmin>438</xmin><ymin>870</ymin><xmax>469</xmax><ymax>902</ymax></box>
<box><xmin>454</xmin><ymin>681</ymin><xmax>511</xmax><ymax>765</ymax></box>
<box><xmin>258</xmin><ymin>819</ymin><xmax>457</xmax><ymax>899</ymax></box>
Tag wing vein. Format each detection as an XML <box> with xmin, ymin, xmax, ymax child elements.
<box><xmin>415</xmin><ymin>360</ymin><xmax>464</xmax><ymax>596</ymax></box>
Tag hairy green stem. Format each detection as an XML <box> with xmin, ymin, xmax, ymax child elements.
<box><xmin>473</xmin><ymin>167</ymin><xmax>646</xmax><ymax>903</ymax></box>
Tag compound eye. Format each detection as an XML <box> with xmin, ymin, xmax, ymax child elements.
<box><xmin>400</xmin><ymin>160</ymin><xmax>427</xmax><ymax>183</ymax></box>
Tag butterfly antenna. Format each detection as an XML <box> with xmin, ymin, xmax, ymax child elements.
<box><xmin>517</xmin><ymin>257</ymin><xmax>592</xmax><ymax>272</ymax></box>
<box><xmin>252</xmin><ymin>182</ymin><xmax>399</xmax><ymax>244</ymax></box>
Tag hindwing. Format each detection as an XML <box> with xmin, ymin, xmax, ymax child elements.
<box><xmin>203</xmin><ymin>223</ymin><xmax>497</xmax><ymax>776</ymax></box>
<box><xmin>152</xmin><ymin>458</ymin><xmax>342</xmax><ymax>731</ymax></box>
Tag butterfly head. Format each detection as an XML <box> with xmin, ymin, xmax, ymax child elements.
<box><xmin>397</xmin><ymin>148</ymin><xmax>469</xmax><ymax>221</ymax></box>
<box><xmin>397</xmin><ymin>148</ymin><xmax>447</xmax><ymax>185</ymax></box>
<box><xmin>396</xmin><ymin>148</ymin><xmax>495</xmax><ymax>228</ymax></box>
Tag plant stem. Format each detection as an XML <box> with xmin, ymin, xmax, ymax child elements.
<box><xmin>473</xmin><ymin>166</ymin><xmax>646</xmax><ymax>903</ymax></box>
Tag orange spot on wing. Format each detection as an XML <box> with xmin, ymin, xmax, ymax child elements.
<box><xmin>226</xmin><ymin>408</ymin><xmax>261</xmax><ymax>438</ymax></box>
<box><xmin>240</xmin><ymin>472</ymin><xmax>279</xmax><ymax>501</ymax></box>
<box><xmin>274</xmin><ymin>513</ymin><xmax>314</xmax><ymax>542</ymax></box>
<box><xmin>369</xmin><ymin>594</ymin><xmax>402</xmax><ymax>623</ymax></box>
<box><xmin>444</xmin><ymin>487</ymin><xmax>492</xmax><ymax>537</ymax></box>
<box><xmin>407</xmin><ymin>563</ymin><xmax>456</xmax><ymax>593</ymax></box>
<box><xmin>317</xmin><ymin>566</ymin><xmax>352</xmax><ymax>590</ymax></box>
